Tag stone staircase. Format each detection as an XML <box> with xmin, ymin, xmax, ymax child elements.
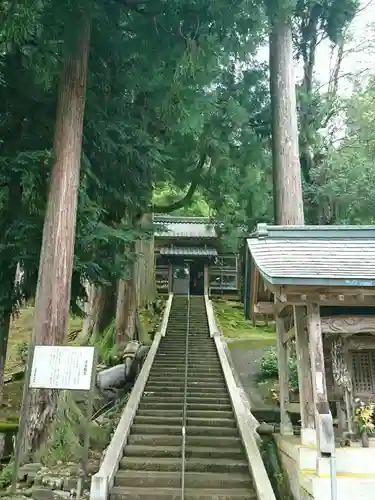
<box><xmin>110</xmin><ymin>296</ymin><xmax>256</xmax><ymax>499</ymax></box>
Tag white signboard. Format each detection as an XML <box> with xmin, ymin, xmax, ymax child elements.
<box><xmin>30</xmin><ymin>346</ymin><xmax>95</xmax><ymax>391</ymax></box>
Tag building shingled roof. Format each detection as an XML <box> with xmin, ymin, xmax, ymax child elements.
<box><xmin>153</xmin><ymin>215</ymin><xmax>217</xmax><ymax>239</ymax></box>
<box><xmin>247</xmin><ymin>223</ymin><xmax>375</xmax><ymax>287</ymax></box>
<box><xmin>159</xmin><ymin>246</ymin><xmax>218</xmax><ymax>257</ymax></box>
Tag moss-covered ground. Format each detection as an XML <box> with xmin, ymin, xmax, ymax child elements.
<box><xmin>213</xmin><ymin>298</ymin><xmax>276</xmax><ymax>347</ymax></box>
<box><xmin>2</xmin><ymin>301</ymin><xmax>161</xmax><ymax>421</ymax></box>
<box><xmin>5</xmin><ymin>306</ymin><xmax>83</xmax><ymax>377</ymax></box>
<box><xmin>2</xmin><ymin>308</ymin><xmax>83</xmax><ymax>421</ymax></box>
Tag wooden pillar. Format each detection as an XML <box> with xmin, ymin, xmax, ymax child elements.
<box><xmin>276</xmin><ymin>313</ymin><xmax>294</xmax><ymax>435</ymax></box>
<box><xmin>294</xmin><ymin>306</ymin><xmax>316</xmax><ymax>445</ymax></box>
<box><xmin>204</xmin><ymin>263</ymin><xmax>209</xmax><ymax>295</ymax></box>
<box><xmin>307</xmin><ymin>303</ymin><xmax>331</xmax><ymax>456</ymax></box>
<box><xmin>168</xmin><ymin>262</ymin><xmax>173</xmax><ymax>294</ymax></box>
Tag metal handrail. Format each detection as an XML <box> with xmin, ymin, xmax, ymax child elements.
<box><xmin>181</xmin><ymin>292</ymin><xmax>190</xmax><ymax>500</ymax></box>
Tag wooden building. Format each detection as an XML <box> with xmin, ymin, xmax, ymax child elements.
<box><xmin>244</xmin><ymin>223</ymin><xmax>375</xmax><ymax>448</ymax></box>
<box><xmin>154</xmin><ymin>215</ymin><xmax>239</xmax><ymax>296</ymax></box>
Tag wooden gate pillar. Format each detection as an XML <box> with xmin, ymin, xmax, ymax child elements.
<box><xmin>168</xmin><ymin>262</ymin><xmax>173</xmax><ymax>293</ymax></box>
<box><xmin>307</xmin><ymin>303</ymin><xmax>331</xmax><ymax>457</ymax></box>
<box><xmin>276</xmin><ymin>312</ymin><xmax>294</xmax><ymax>436</ymax></box>
<box><xmin>294</xmin><ymin>305</ymin><xmax>316</xmax><ymax>445</ymax></box>
<box><xmin>204</xmin><ymin>263</ymin><xmax>209</xmax><ymax>295</ymax></box>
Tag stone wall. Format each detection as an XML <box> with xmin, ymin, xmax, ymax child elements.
<box><xmin>5</xmin><ymin>461</ymin><xmax>99</xmax><ymax>500</ymax></box>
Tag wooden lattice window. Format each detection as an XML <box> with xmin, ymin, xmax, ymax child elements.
<box><xmin>351</xmin><ymin>350</ymin><xmax>375</xmax><ymax>395</ymax></box>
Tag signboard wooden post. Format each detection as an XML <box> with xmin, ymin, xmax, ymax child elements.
<box><xmin>11</xmin><ymin>345</ymin><xmax>97</xmax><ymax>497</ymax></box>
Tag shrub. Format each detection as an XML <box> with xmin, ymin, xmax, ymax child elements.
<box><xmin>16</xmin><ymin>341</ymin><xmax>29</xmax><ymax>364</ymax></box>
<box><xmin>259</xmin><ymin>347</ymin><xmax>299</xmax><ymax>392</ymax></box>
<box><xmin>260</xmin><ymin>348</ymin><xmax>279</xmax><ymax>379</ymax></box>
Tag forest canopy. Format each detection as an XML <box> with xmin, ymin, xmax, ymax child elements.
<box><xmin>0</xmin><ymin>0</ymin><xmax>369</xmax><ymax>459</ymax></box>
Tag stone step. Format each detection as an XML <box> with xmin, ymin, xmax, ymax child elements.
<box><xmin>148</xmin><ymin>373</ymin><xmax>223</xmax><ymax>381</ymax></box>
<box><xmin>127</xmin><ymin>434</ymin><xmax>241</xmax><ymax>448</ymax></box>
<box><xmin>140</xmin><ymin>395</ymin><xmax>231</xmax><ymax>405</ymax></box>
<box><xmin>143</xmin><ymin>388</ymin><xmax>227</xmax><ymax>397</ymax></box>
<box><xmin>156</xmin><ymin>354</ymin><xmax>218</xmax><ymax>360</ymax></box>
<box><xmin>145</xmin><ymin>379</ymin><xmax>224</xmax><ymax>388</ymax></box>
<box><xmin>119</xmin><ymin>456</ymin><xmax>248</xmax><ymax>474</ymax></box>
<box><xmin>123</xmin><ymin>444</ymin><xmax>245</xmax><ymax>460</ymax></box>
<box><xmin>152</xmin><ymin>364</ymin><xmax>221</xmax><ymax>369</ymax></box>
<box><xmin>134</xmin><ymin>415</ymin><xmax>237</xmax><ymax>428</ymax></box>
<box><xmin>114</xmin><ymin>470</ymin><xmax>252</xmax><ymax>489</ymax></box>
<box><xmin>145</xmin><ymin>386</ymin><xmax>227</xmax><ymax>395</ymax></box>
<box><xmin>152</xmin><ymin>362</ymin><xmax>222</xmax><ymax>369</ymax></box>
<box><xmin>110</xmin><ymin>486</ymin><xmax>256</xmax><ymax>500</ymax></box>
<box><xmin>150</xmin><ymin>367</ymin><xmax>223</xmax><ymax>375</ymax></box>
<box><xmin>143</xmin><ymin>392</ymin><xmax>228</xmax><ymax>401</ymax></box>
<box><xmin>138</xmin><ymin>401</ymin><xmax>233</xmax><ymax>411</ymax></box>
<box><xmin>158</xmin><ymin>347</ymin><xmax>217</xmax><ymax>353</ymax></box>
<box><xmin>163</xmin><ymin>325</ymin><xmax>208</xmax><ymax>328</ymax></box>
<box><xmin>131</xmin><ymin>424</ymin><xmax>238</xmax><ymax>437</ymax></box>
<box><xmin>168</xmin><ymin>322</ymin><xmax>208</xmax><ymax>325</ymax></box>
<box><xmin>155</xmin><ymin>354</ymin><xmax>218</xmax><ymax>360</ymax></box>
<box><xmin>136</xmin><ymin>409</ymin><xmax>234</xmax><ymax>419</ymax></box>
<box><xmin>150</xmin><ymin>372</ymin><xmax>223</xmax><ymax>379</ymax></box>
<box><xmin>160</xmin><ymin>343</ymin><xmax>210</xmax><ymax>347</ymax></box>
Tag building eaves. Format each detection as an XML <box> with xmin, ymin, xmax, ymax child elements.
<box><xmin>159</xmin><ymin>246</ymin><xmax>218</xmax><ymax>257</ymax></box>
<box><xmin>248</xmin><ymin>223</ymin><xmax>375</xmax><ymax>287</ymax></box>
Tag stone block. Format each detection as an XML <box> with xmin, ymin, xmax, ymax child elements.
<box><xmin>63</xmin><ymin>477</ymin><xmax>90</xmax><ymax>492</ymax></box>
<box><xmin>257</xmin><ymin>422</ymin><xmax>275</xmax><ymax>435</ymax></box>
<box><xmin>31</xmin><ymin>488</ymin><xmax>70</xmax><ymax>500</ymax></box>
<box><xmin>41</xmin><ymin>475</ymin><xmax>64</xmax><ymax>490</ymax></box>
<box><xmin>17</xmin><ymin>463</ymin><xmax>42</xmax><ymax>481</ymax></box>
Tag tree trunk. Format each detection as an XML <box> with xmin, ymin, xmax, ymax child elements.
<box><xmin>77</xmin><ymin>283</ymin><xmax>116</xmax><ymax>345</ymax></box>
<box><xmin>98</xmin><ymin>283</ymin><xmax>117</xmax><ymax>334</ymax></box>
<box><xmin>269</xmin><ymin>18</ymin><xmax>304</xmax><ymax>225</ymax></box>
<box><xmin>134</xmin><ymin>213</ymin><xmax>156</xmax><ymax>309</ymax></box>
<box><xmin>0</xmin><ymin>265</ymin><xmax>18</xmax><ymax>402</ymax></box>
<box><xmin>78</xmin><ymin>284</ymin><xmax>103</xmax><ymax>344</ymax></box>
<box><xmin>20</xmin><ymin>12</ymin><xmax>91</xmax><ymax>460</ymax></box>
<box><xmin>115</xmin><ymin>274</ymin><xmax>136</xmax><ymax>348</ymax></box>
<box><xmin>0</xmin><ymin>311</ymin><xmax>11</xmax><ymax>402</ymax></box>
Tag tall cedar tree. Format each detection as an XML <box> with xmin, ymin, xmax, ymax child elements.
<box><xmin>19</xmin><ymin>9</ymin><xmax>91</xmax><ymax>459</ymax></box>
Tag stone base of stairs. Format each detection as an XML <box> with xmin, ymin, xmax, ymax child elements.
<box><xmin>276</xmin><ymin>434</ymin><xmax>375</xmax><ymax>500</ymax></box>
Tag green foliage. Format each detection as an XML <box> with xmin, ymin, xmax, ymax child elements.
<box><xmin>94</xmin><ymin>321</ymin><xmax>117</xmax><ymax>364</ymax></box>
<box><xmin>0</xmin><ymin>0</ymin><xmax>273</xmax><ymax>332</ymax></box>
<box><xmin>260</xmin><ymin>348</ymin><xmax>279</xmax><ymax>378</ymax></box>
<box><xmin>15</xmin><ymin>341</ymin><xmax>28</xmax><ymax>364</ymax></box>
<box><xmin>0</xmin><ymin>461</ymin><xmax>13</xmax><ymax>489</ymax></box>
<box><xmin>153</xmin><ymin>183</ymin><xmax>210</xmax><ymax>217</ymax></box>
<box><xmin>260</xmin><ymin>347</ymin><xmax>299</xmax><ymax>392</ymax></box>
<box><xmin>308</xmin><ymin>76</ymin><xmax>375</xmax><ymax>224</ymax></box>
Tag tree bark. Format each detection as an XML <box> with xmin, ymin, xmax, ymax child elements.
<box><xmin>0</xmin><ymin>263</ymin><xmax>18</xmax><ymax>402</ymax></box>
<box><xmin>0</xmin><ymin>179</ymin><xmax>23</xmax><ymax>402</ymax></box>
<box><xmin>116</xmin><ymin>273</ymin><xmax>136</xmax><ymax>347</ymax></box>
<box><xmin>20</xmin><ymin>12</ymin><xmax>91</xmax><ymax>460</ymax></box>
<box><xmin>98</xmin><ymin>283</ymin><xmax>117</xmax><ymax>334</ymax></box>
<box><xmin>269</xmin><ymin>18</ymin><xmax>304</xmax><ymax>225</ymax></box>
<box><xmin>0</xmin><ymin>311</ymin><xmax>11</xmax><ymax>402</ymax></box>
<box><xmin>77</xmin><ymin>283</ymin><xmax>117</xmax><ymax>345</ymax></box>
<box><xmin>134</xmin><ymin>213</ymin><xmax>156</xmax><ymax>309</ymax></box>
